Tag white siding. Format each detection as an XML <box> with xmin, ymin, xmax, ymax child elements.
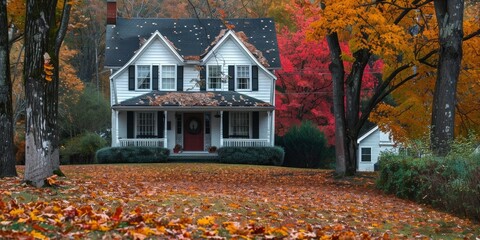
<box><xmin>118</xmin><ymin>112</ymin><xmax>127</xmax><ymax>140</ymax></box>
<box><xmin>166</xmin><ymin>112</ymin><xmax>175</xmax><ymax>149</ymax></box>
<box><xmin>211</xmin><ymin>113</ymin><xmax>221</xmax><ymax>147</ymax></box>
<box><xmin>183</xmin><ymin>65</ymin><xmax>200</xmax><ymax>91</ymax></box>
<box><xmin>357</xmin><ymin>129</ymin><xmax>396</xmax><ymax>172</ymax></box>
<box><xmin>114</xmin><ymin>39</ymin><xmax>183</xmax><ymax>103</ymax></box>
<box><xmin>259</xmin><ymin>112</ymin><xmax>269</xmax><ymax>140</ymax></box>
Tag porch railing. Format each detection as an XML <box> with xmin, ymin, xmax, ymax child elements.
<box><xmin>223</xmin><ymin>139</ymin><xmax>270</xmax><ymax>147</ymax></box>
<box><xmin>119</xmin><ymin>138</ymin><xmax>165</xmax><ymax>147</ymax></box>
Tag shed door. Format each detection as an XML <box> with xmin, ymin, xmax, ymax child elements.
<box><xmin>183</xmin><ymin>113</ymin><xmax>204</xmax><ymax>151</ymax></box>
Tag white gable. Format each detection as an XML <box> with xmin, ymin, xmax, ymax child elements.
<box><xmin>110</xmin><ymin>31</ymin><xmax>183</xmax><ymax>80</ymax></box>
<box><xmin>202</xmin><ymin>31</ymin><xmax>276</xmax><ymax>80</ymax></box>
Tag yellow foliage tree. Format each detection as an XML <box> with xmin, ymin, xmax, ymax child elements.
<box><xmin>306</xmin><ymin>0</ymin><xmax>479</xmax><ymax>176</ymax></box>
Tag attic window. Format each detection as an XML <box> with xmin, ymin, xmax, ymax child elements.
<box><xmin>161</xmin><ymin>65</ymin><xmax>176</xmax><ymax>90</ymax></box>
<box><xmin>137</xmin><ymin>65</ymin><xmax>151</xmax><ymax>90</ymax></box>
<box><xmin>207</xmin><ymin>65</ymin><xmax>222</xmax><ymax>90</ymax></box>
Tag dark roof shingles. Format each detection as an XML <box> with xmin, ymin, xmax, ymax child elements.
<box><xmin>105</xmin><ymin>18</ymin><xmax>280</xmax><ymax>68</ymax></box>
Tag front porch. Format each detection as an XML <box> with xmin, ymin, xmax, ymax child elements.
<box><xmin>118</xmin><ymin>137</ymin><xmax>270</xmax><ymax>148</ymax></box>
<box><xmin>111</xmin><ymin>91</ymin><xmax>275</xmax><ymax>154</ymax></box>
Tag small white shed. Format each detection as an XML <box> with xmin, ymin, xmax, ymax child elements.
<box><xmin>357</xmin><ymin>126</ymin><xmax>397</xmax><ymax>172</ymax></box>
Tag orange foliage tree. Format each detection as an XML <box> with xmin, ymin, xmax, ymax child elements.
<box><xmin>306</xmin><ymin>0</ymin><xmax>479</xmax><ymax>176</ymax></box>
<box><xmin>370</xmin><ymin>2</ymin><xmax>480</xmax><ymax>147</ymax></box>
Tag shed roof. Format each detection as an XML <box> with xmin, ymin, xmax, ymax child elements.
<box><xmin>106</xmin><ymin>18</ymin><xmax>280</xmax><ymax>69</ymax></box>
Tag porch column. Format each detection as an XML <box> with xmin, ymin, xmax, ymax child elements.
<box><xmin>115</xmin><ymin>110</ymin><xmax>119</xmax><ymax>146</ymax></box>
<box><xmin>220</xmin><ymin>111</ymin><xmax>224</xmax><ymax>147</ymax></box>
<box><xmin>164</xmin><ymin>111</ymin><xmax>168</xmax><ymax>148</ymax></box>
<box><xmin>267</xmin><ymin>111</ymin><xmax>271</xmax><ymax>146</ymax></box>
<box><xmin>271</xmin><ymin>110</ymin><xmax>275</xmax><ymax>146</ymax></box>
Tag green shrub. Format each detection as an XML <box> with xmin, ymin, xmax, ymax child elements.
<box><xmin>95</xmin><ymin>147</ymin><xmax>170</xmax><ymax>164</ymax></box>
<box><xmin>376</xmin><ymin>152</ymin><xmax>480</xmax><ymax>221</ymax></box>
<box><xmin>61</xmin><ymin>132</ymin><xmax>108</xmax><ymax>164</ymax></box>
<box><xmin>279</xmin><ymin>121</ymin><xmax>331</xmax><ymax>168</ymax></box>
<box><xmin>217</xmin><ymin>147</ymin><xmax>284</xmax><ymax>166</ymax></box>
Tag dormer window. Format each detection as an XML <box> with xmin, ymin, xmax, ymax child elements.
<box><xmin>236</xmin><ymin>65</ymin><xmax>251</xmax><ymax>90</ymax></box>
<box><xmin>161</xmin><ymin>65</ymin><xmax>176</xmax><ymax>90</ymax></box>
<box><xmin>137</xmin><ymin>65</ymin><xmax>151</xmax><ymax>90</ymax></box>
<box><xmin>207</xmin><ymin>65</ymin><xmax>222</xmax><ymax>90</ymax></box>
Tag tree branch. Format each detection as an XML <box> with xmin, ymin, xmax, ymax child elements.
<box><xmin>55</xmin><ymin>1</ymin><xmax>72</xmax><ymax>54</ymax></box>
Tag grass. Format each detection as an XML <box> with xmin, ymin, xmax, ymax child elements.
<box><xmin>1</xmin><ymin>163</ymin><xmax>479</xmax><ymax>239</ymax></box>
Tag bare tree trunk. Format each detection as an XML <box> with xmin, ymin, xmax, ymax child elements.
<box><xmin>0</xmin><ymin>0</ymin><xmax>17</xmax><ymax>178</ymax></box>
<box><xmin>431</xmin><ymin>0</ymin><xmax>464</xmax><ymax>156</ymax></box>
<box><xmin>325</xmin><ymin>32</ymin><xmax>347</xmax><ymax>177</ymax></box>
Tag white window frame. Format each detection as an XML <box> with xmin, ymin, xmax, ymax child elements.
<box><xmin>235</xmin><ymin>65</ymin><xmax>251</xmax><ymax>91</ymax></box>
<box><xmin>207</xmin><ymin>65</ymin><xmax>222</xmax><ymax>90</ymax></box>
<box><xmin>160</xmin><ymin>64</ymin><xmax>177</xmax><ymax>90</ymax></box>
<box><xmin>229</xmin><ymin>112</ymin><xmax>251</xmax><ymax>138</ymax></box>
<box><xmin>360</xmin><ymin>147</ymin><xmax>372</xmax><ymax>162</ymax></box>
<box><xmin>136</xmin><ymin>65</ymin><xmax>152</xmax><ymax>91</ymax></box>
<box><xmin>135</xmin><ymin>112</ymin><xmax>157</xmax><ymax>138</ymax></box>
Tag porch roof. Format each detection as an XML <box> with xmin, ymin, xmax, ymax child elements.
<box><xmin>113</xmin><ymin>91</ymin><xmax>274</xmax><ymax>111</ymax></box>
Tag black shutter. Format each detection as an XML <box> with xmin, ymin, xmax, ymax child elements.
<box><xmin>152</xmin><ymin>65</ymin><xmax>159</xmax><ymax>90</ymax></box>
<box><xmin>158</xmin><ymin>112</ymin><xmax>165</xmax><ymax>138</ymax></box>
<box><xmin>200</xmin><ymin>67</ymin><xmax>206</xmax><ymax>91</ymax></box>
<box><xmin>228</xmin><ymin>65</ymin><xmax>235</xmax><ymax>91</ymax></box>
<box><xmin>252</xmin><ymin>112</ymin><xmax>259</xmax><ymax>139</ymax></box>
<box><xmin>127</xmin><ymin>111</ymin><xmax>134</xmax><ymax>138</ymax></box>
<box><xmin>128</xmin><ymin>65</ymin><xmax>135</xmax><ymax>90</ymax></box>
<box><xmin>222</xmin><ymin>111</ymin><xmax>229</xmax><ymax>138</ymax></box>
<box><xmin>252</xmin><ymin>65</ymin><xmax>258</xmax><ymax>91</ymax></box>
<box><xmin>177</xmin><ymin>66</ymin><xmax>184</xmax><ymax>91</ymax></box>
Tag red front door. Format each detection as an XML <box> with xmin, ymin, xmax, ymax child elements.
<box><xmin>183</xmin><ymin>113</ymin><xmax>204</xmax><ymax>151</ymax></box>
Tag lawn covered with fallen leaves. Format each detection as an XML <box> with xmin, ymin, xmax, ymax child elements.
<box><xmin>1</xmin><ymin>163</ymin><xmax>479</xmax><ymax>239</ymax></box>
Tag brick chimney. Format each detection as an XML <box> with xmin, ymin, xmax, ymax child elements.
<box><xmin>107</xmin><ymin>0</ymin><xmax>116</xmax><ymax>25</ymax></box>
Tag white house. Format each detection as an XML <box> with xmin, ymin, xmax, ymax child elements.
<box><xmin>357</xmin><ymin>126</ymin><xmax>398</xmax><ymax>172</ymax></box>
<box><xmin>105</xmin><ymin>1</ymin><xmax>280</xmax><ymax>153</ymax></box>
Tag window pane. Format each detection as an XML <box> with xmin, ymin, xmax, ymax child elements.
<box><xmin>162</xmin><ymin>65</ymin><xmax>175</xmax><ymax>89</ymax></box>
<box><xmin>231</xmin><ymin>112</ymin><xmax>249</xmax><ymax>137</ymax></box>
<box><xmin>137</xmin><ymin>112</ymin><xmax>155</xmax><ymax>137</ymax></box>
<box><xmin>137</xmin><ymin>65</ymin><xmax>151</xmax><ymax>89</ymax></box>
<box><xmin>361</xmin><ymin>148</ymin><xmax>372</xmax><ymax>162</ymax></box>
<box><xmin>236</xmin><ymin>65</ymin><xmax>250</xmax><ymax>90</ymax></box>
<box><xmin>208</xmin><ymin>65</ymin><xmax>222</xmax><ymax>89</ymax></box>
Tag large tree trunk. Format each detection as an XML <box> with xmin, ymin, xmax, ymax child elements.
<box><xmin>24</xmin><ymin>0</ymin><xmax>57</xmax><ymax>187</ymax></box>
<box><xmin>345</xmin><ymin>49</ymin><xmax>370</xmax><ymax>175</ymax></box>
<box><xmin>24</xmin><ymin>0</ymin><xmax>71</xmax><ymax>186</ymax></box>
<box><xmin>430</xmin><ymin>0</ymin><xmax>464</xmax><ymax>156</ymax></box>
<box><xmin>325</xmin><ymin>32</ymin><xmax>348</xmax><ymax>177</ymax></box>
<box><xmin>0</xmin><ymin>0</ymin><xmax>17</xmax><ymax>178</ymax></box>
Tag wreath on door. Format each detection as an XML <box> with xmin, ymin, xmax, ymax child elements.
<box><xmin>187</xmin><ymin>117</ymin><xmax>201</xmax><ymax>135</ymax></box>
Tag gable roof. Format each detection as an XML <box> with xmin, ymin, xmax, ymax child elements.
<box><xmin>105</xmin><ymin>18</ymin><xmax>280</xmax><ymax>69</ymax></box>
<box><xmin>112</xmin><ymin>91</ymin><xmax>274</xmax><ymax>110</ymax></box>
<box><xmin>357</xmin><ymin>126</ymin><xmax>379</xmax><ymax>144</ymax></box>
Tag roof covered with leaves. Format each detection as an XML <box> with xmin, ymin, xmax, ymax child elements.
<box><xmin>106</xmin><ymin>18</ymin><xmax>280</xmax><ymax>69</ymax></box>
<box><xmin>114</xmin><ymin>91</ymin><xmax>273</xmax><ymax>109</ymax></box>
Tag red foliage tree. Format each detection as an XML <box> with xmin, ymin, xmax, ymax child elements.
<box><xmin>275</xmin><ymin>2</ymin><xmax>381</xmax><ymax>145</ymax></box>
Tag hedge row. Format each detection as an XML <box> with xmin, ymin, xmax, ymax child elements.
<box><xmin>217</xmin><ymin>146</ymin><xmax>284</xmax><ymax>166</ymax></box>
<box><xmin>95</xmin><ymin>147</ymin><xmax>170</xmax><ymax>164</ymax></box>
<box><xmin>376</xmin><ymin>153</ymin><xmax>480</xmax><ymax>221</ymax></box>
